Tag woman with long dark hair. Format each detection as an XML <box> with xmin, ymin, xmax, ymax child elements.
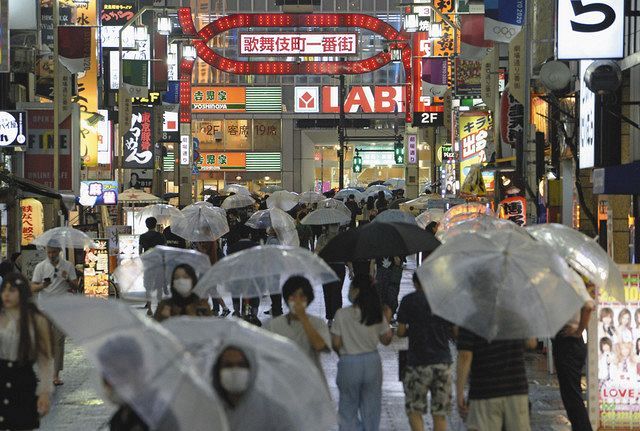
<box><xmin>331</xmin><ymin>274</ymin><xmax>393</xmax><ymax>431</ymax></box>
<box><xmin>154</xmin><ymin>264</ymin><xmax>213</xmax><ymax>322</ymax></box>
<box><xmin>0</xmin><ymin>272</ymin><xmax>53</xmax><ymax>429</ymax></box>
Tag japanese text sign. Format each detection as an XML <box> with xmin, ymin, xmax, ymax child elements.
<box><xmin>20</xmin><ymin>198</ymin><xmax>44</xmax><ymax>246</ymax></box>
<box><xmin>123</xmin><ymin>107</ymin><xmax>154</xmax><ymax>169</ymax></box>
<box><xmin>197</xmin><ymin>152</ymin><xmax>246</xmax><ymax>171</ymax></box>
<box><xmin>191</xmin><ymin>87</ymin><xmax>246</xmax><ymax>113</ymax></box>
<box><xmin>240</xmin><ymin>33</ymin><xmax>357</xmax><ymax>56</ymax></box>
<box><xmin>79</xmin><ymin>181</ymin><xmax>119</xmax><ymax>206</ymax></box>
<box><xmin>459</xmin><ymin>112</ymin><xmax>491</xmax><ymax>185</ymax></box>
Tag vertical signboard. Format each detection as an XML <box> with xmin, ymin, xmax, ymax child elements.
<box><xmin>579</xmin><ymin>60</ymin><xmax>596</xmax><ymax>169</ymax></box>
<box><xmin>123</xmin><ymin>107</ymin><xmax>154</xmax><ymax>169</ymax></box>
<box><xmin>0</xmin><ymin>0</ymin><xmax>8</xmax><ymax>73</ymax></box>
<box><xmin>83</xmin><ymin>238</ymin><xmax>109</xmax><ymax>297</ymax></box>
<box><xmin>20</xmin><ymin>198</ymin><xmax>44</xmax><ymax>246</ymax></box>
<box><xmin>458</xmin><ymin>112</ymin><xmax>491</xmax><ymax>186</ymax></box>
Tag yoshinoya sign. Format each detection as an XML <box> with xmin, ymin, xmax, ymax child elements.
<box><xmin>240</xmin><ymin>33</ymin><xmax>357</xmax><ymax>56</ymax></box>
<box><xmin>557</xmin><ymin>0</ymin><xmax>624</xmax><ymax>59</ymax></box>
<box><xmin>0</xmin><ymin>111</ymin><xmax>27</xmax><ymax>146</ymax></box>
<box><xmin>294</xmin><ymin>86</ymin><xmax>405</xmax><ymax>114</ymax></box>
<box><xmin>191</xmin><ymin>87</ymin><xmax>282</xmax><ymax>113</ymax></box>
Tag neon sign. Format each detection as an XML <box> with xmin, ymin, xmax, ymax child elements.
<box><xmin>240</xmin><ymin>33</ymin><xmax>357</xmax><ymax>56</ymax></box>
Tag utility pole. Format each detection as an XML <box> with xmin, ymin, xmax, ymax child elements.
<box><xmin>338</xmin><ymin>74</ymin><xmax>346</xmax><ymax>190</ymax></box>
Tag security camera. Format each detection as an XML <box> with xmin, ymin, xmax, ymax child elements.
<box><xmin>584</xmin><ymin>60</ymin><xmax>622</xmax><ymax>95</ymax></box>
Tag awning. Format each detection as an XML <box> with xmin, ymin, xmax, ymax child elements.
<box><xmin>0</xmin><ymin>171</ymin><xmax>77</xmax><ymax>211</ymax></box>
<box><xmin>593</xmin><ymin>161</ymin><xmax>640</xmax><ymax>195</ymax></box>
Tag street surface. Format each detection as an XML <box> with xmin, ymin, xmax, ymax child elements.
<box><xmin>41</xmin><ymin>258</ymin><xmax>575</xmax><ymax>430</ymax></box>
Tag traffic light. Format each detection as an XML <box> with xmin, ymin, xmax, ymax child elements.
<box><xmin>352</xmin><ymin>150</ymin><xmax>362</xmax><ymax>173</ymax></box>
<box><xmin>394</xmin><ymin>139</ymin><xmax>404</xmax><ymax>164</ymax></box>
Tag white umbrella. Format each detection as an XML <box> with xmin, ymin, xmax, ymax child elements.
<box><xmin>301</xmin><ymin>208</ymin><xmax>351</xmax><ymax>226</ymax></box>
<box><xmin>221</xmin><ymin>194</ymin><xmax>256</xmax><ymax>210</ymax></box>
<box><xmin>299</xmin><ymin>191</ymin><xmax>325</xmax><ymax>204</ymax></box>
<box><xmin>245</xmin><ymin>209</ymin><xmax>272</xmax><ymax>230</ymax></box>
<box><xmin>440</xmin><ymin>202</ymin><xmax>495</xmax><ymax>230</ymax></box>
<box><xmin>318</xmin><ymin>198</ymin><xmax>351</xmax><ymax>216</ymax></box>
<box><xmin>31</xmin><ymin>226</ymin><xmax>97</xmax><ymax>249</ymax></box>
<box><xmin>372</xmin><ymin>209</ymin><xmax>417</xmax><ymax>225</ymax></box>
<box><xmin>334</xmin><ymin>188</ymin><xmax>364</xmax><ymax>202</ymax></box>
<box><xmin>39</xmin><ymin>296</ymin><xmax>229</xmax><ymax>431</ymax></box>
<box><xmin>417</xmin><ymin>230</ymin><xmax>592</xmax><ymax>341</ymax></box>
<box><xmin>171</xmin><ymin>204</ymin><xmax>229</xmax><ymax>241</ymax></box>
<box><xmin>113</xmin><ymin>246</ymin><xmax>211</xmax><ymax>298</ymax></box>
<box><xmin>266</xmin><ymin>190</ymin><xmax>299</xmax><ymax>211</ymax></box>
<box><xmin>527</xmin><ymin>223</ymin><xmax>625</xmax><ymax>301</ymax></box>
<box><xmin>222</xmin><ymin>184</ymin><xmax>251</xmax><ymax>196</ymax></box>
<box><xmin>162</xmin><ymin>317</ymin><xmax>336</xmax><ymax>431</ymax></box>
<box><xmin>415</xmin><ymin>209</ymin><xmax>445</xmax><ymax>229</ymax></box>
<box><xmin>260</xmin><ymin>185</ymin><xmax>284</xmax><ymax>194</ymax></box>
<box><xmin>383</xmin><ymin>178</ymin><xmax>406</xmax><ymax>189</ymax></box>
<box><xmin>364</xmin><ymin>185</ymin><xmax>392</xmax><ymax>199</ymax></box>
<box><xmin>438</xmin><ymin>215</ymin><xmax>529</xmax><ymax>244</ymax></box>
<box><xmin>194</xmin><ymin>245</ymin><xmax>338</xmax><ymax>298</ymax></box>
<box><xmin>119</xmin><ymin>188</ymin><xmax>163</xmax><ymax>204</ymax></box>
<box><xmin>270</xmin><ymin>207</ymin><xmax>299</xmax><ymax>246</ymax></box>
<box><xmin>137</xmin><ymin>204</ymin><xmax>182</xmax><ymax>226</ymax></box>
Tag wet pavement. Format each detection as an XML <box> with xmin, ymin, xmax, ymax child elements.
<box><xmin>41</xmin><ymin>258</ymin><xmax>574</xmax><ymax>430</ymax></box>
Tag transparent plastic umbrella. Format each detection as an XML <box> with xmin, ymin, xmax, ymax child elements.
<box><xmin>39</xmin><ymin>296</ymin><xmax>229</xmax><ymax>431</ymax></box>
<box><xmin>162</xmin><ymin>317</ymin><xmax>336</xmax><ymax>431</ymax></box>
<box><xmin>194</xmin><ymin>245</ymin><xmax>338</xmax><ymax>298</ymax></box>
<box><xmin>383</xmin><ymin>178</ymin><xmax>405</xmax><ymax>189</ymax></box>
<box><xmin>137</xmin><ymin>204</ymin><xmax>182</xmax><ymax>226</ymax></box>
<box><xmin>31</xmin><ymin>226</ymin><xmax>97</xmax><ymax>249</ymax></box>
<box><xmin>301</xmin><ymin>208</ymin><xmax>351</xmax><ymax>225</ymax></box>
<box><xmin>270</xmin><ymin>207</ymin><xmax>299</xmax><ymax>246</ymax></box>
<box><xmin>438</xmin><ymin>215</ymin><xmax>529</xmax><ymax>244</ymax></box>
<box><xmin>364</xmin><ymin>185</ymin><xmax>392</xmax><ymax>199</ymax></box>
<box><xmin>299</xmin><ymin>191</ymin><xmax>325</xmax><ymax>204</ymax></box>
<box><xmin>334</xmin><ymin>188</ymin><xmax>364</xmax><ymax>202</ymax></box>
<box><xmin>171</xmin><ymin>205</ymin><xmax>229</xmax><ymax>241</ymax></box>
<box><xmin>266</xmin><ymin>190</ymin><xmax>300</xmax><ymax>211</ymax></box>
<box><xmin>260</xmin><ymin>185</ymin><xmax>284</xmax><ymax>194</ymax></box>
<box><xmin>372</xmin><ymin>209</ymin><xmax>417</xmax><ymax>225</ymax></box>
<box><xmin>222</xmin><ymin>184</ymin><xmax>251</xmax><ymax>196</ymax></box>
<box><xmin>245</xmin><ymin>209</ymin><xmax>271</xmax><ymax>230</ymax></box>
<box><xmin>527</xmin><ymin>223</ymin><xmax>625</xmax><ymax>301</ymax></box>
<box><xmin>221</xmin><ymin>194</ymin><xmax>256</xmax><ymax>210</ymax></box>
<box><xmin>113</xmin><ymin>246</ymin><xmax>211</xmax><ymax>298</ymax></box>
<box><xmin>318</xmin><ymin>198</ymin><xmax>351</xmax><ymax>216</ymax></box>
<box><xmin>415</xmin><ymin>209</ymin><xmax>445</xmax><ymax>229</ymax></box>
<box><xmin>417</xmin><ymin>230</ymin><xmax>592</xmax><ymax>341</ymax></box>
<box><xmin>440</xmin><ymin>202</ymin><xmax>495</xmax><ymax>230</ymax></box>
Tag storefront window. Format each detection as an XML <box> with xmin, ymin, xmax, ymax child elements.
<box><xmin>193</xmin><ymin>120</ymin><xmax>224</xmax><ymax>151</ymax></box>
<box><xmin>253</xmin><ymin>120</ymin><xmax>282</xmax><ymax>151</ymax></box>
<box><xmin>225</xmin><ymin>119</ymin><xmax>252</xmax><ymax>150</ymax></box>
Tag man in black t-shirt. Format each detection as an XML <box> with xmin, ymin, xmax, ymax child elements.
<box><xmin>456</xmin><ymin>329</ymin><xmax>535</xmax><ymax>431</ymax></box>
<box><xmin>397</xmin><ymin>274</ymin><xmax>453</xmax><ymax>431</ymax></box>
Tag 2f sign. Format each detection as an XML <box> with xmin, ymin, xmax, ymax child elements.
<box><xmin>557</xmin><ymin>0</ymin><xmax>624</xmax><ymax>59</ymax></box>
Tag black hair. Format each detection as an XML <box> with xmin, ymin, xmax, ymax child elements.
<box><xmin>145</xmin><ymin>217</ymin><xmax>157</xmax><ymax>230</ymax></box>
<box><xmin>0</xmin><ymin>260</ymin><xmax>14</xmax><ymax>278</ymax></box>
<box><xmin>10</xmin><ymin>252</ymin><xmax>20</xmax><ymax>263</ymax></box>
<box><xmin>425</xmin><ymin>221</ymin><xmax>438</xmax><ymax>234</ymax></box>
<box><xmin>351</xmin><ymin>274</ymin><xmax>383</xmax><ymax>326</ymax></box>
<box><xmin>169</xmin><ymin>264</ymin><xmax>198</xmax><ymax>306</ymax></box>
<box><xmin>348</xmin><ymin>194</ymin><xmax>355</xmax><ymax>199</ymax></box>
<box><xmin>366</xmin><ymin>196</ymin><xmax>375</xmax><ymax>210</ymax></box>
<box><xmin>282</xmin><ymin>276</ymin><xmax>315</xmax><ymax>306</ymax></box>
<box><xmin>130</xmin><ymin>173</ymin><xmax>139</xmax><ymax>180</ymax></box>
<box><xmin>212</xmin><ymin>346</ymin><xmax>249</xmax><ymax>406</ymax></box>
<box><xmin>1</xmin><ymin>273</ymin><xmax>50</xmax><ymax>363</ymax></box>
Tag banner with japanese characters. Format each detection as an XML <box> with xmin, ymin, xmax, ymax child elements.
<box><xmin>458</xmin><ymin>111</ymin><xmax>490</xmax><ymax>186</ymax></box>
<box><xmin>83</xmin><ymin>238</ymin><xmax>109</xmax><ymax>297</ymax></box>
<box><xmin>20</xmin><ymin>198</ymin><xmax>44</xmax><ymax>246</ymax></box>
<box><xmin>498</xmin><ymin>196</ymin><xmax>526</xmax><ymax>226</ymax></box>
<box><xmin>79</xmin><ymin>181</ymin><xmax>118</xmax><ymax>206</ymax></box>
<box><xmin>123</xmin><ymin>107</ymin><xmax>154</xmax><ymax>169</ymax></box>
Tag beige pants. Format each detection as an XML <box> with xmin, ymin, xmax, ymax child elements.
<box><xmin>466</xmin><ymin>394</ymin><xmax>530</xmax><ymax>431</ymax></box>
<box><xmin>50</xmin><ymin>323</ymin><xmax>65</xmax><ymax>374</ymax></box>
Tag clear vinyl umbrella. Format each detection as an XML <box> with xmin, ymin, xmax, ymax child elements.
<box><xmin>137</xmin><ymin>204</ymin><xmax>182</xmax><ymax>226</ymax></box>
<box><xmin>527</xmin><ymin>223</ymin><xmax>625</xmax><ymax>301</ymax></box>
<box><xmin>318</xmin><ymin>198</ymin><xmax>351</xmax><ymax>216</ymax></box>
<box><xmin>383</xmin><ymin>178</ymin><xmax>405</xmax><ymax>189</ymax></box>
<box><xmin>440</xmin><ymin>202</ymin><xmax>495</xmax><ymax>230</ymax></box>
<box><xmin>266</xmin><ymin>190</ymin><xmax>300</xmax><ymax>211</ymax></box>
<box><xmin>298</xmin><ymin>191</ymin><xmax>325</xmax><ymax>204</ymax></box>
<box><xmin>171</xmin><ymin>204</ymin><xmax>229</xmax><ymax>241</ymax></box>
<box><xmin>415</xmin><ymin>209</ymin><xmax>445</xmax><ymax>229</ymax></box>
<box><xmin>162</xmin><ymin>317</ymin><xmax>336</xmax><ymax>431</ymax></box>
<box><xmin>372</xmin><ymin>209</ymin><xmax>417</xmax><ymax>225</ymax></box>
<box><xmin>334</xmin><ymin>188</ymin><xmax>364</xmax><ymax>202</ymax></box>
<box><xmin>245</xmin><ymin>208</ymin><xmax>298</xmax><ymax>245</ymax></box>
<box><xmin>301</xmin><ymin>208</ymin><xmax>350</xmax><ymax>226</ymax></box>
<box><xmin>364</xmin><ymin>185</ymin><xmax>392</xmax><ymax>199</ymax></box>
<box><xmin>39</xmin><ymin>296</ymin><xmax>229</xmax><ymax>431</ymax></box>
<box><xmin>222</xmin><ymin>184</ymin><xmax>251</xmax><ymax>196</ymax></box>
<box><xmin>260</xmin><ymin>185</ymin><xmax>284</xmax><ymax>194</ymax></box>
<box><xmin>417</xmin><ymin>230</ymin><xmax>592</xmax><ymax>341</ymax></box>
<box><xmin>245</xmin><ymin>209</ymin><xmax>271</xmax><ymax>230</ymax></box>
<box><xmin>113</xmin><ymin>246</ymin><xmax>211</xmax><ymax>298</ymax></box>
<box><xmin>221</xmin><ymin>194</ymin><xmax>256</xmax><ymax>210</ymax></box>
<box><xmin>438</xmin><ymin>215</ymin><xmax>528</xmax><ymax>243</ymax></box>
<box><xmin>194</xmin><ymin>245</ymin><xmax>338</xmax><ymax>298</ymax></box>
<box><xmin>31</xmin><ymin>226</ymin><xmax>97</xmax><ymax>249</ymax></box>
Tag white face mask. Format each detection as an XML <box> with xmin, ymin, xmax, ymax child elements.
<box><xmin>173</xmin><ymin>278</ymin><xmax>193</xmax><ymax>297</ymax></box>
<box><xmin>219</xmin><ymin>367</ymin><xmax>250</xmax><ymax>394</ymax></box>
<box><xmin>287</xmin><ymin>300</ymin><xmax>307</xmax><ymax>314</ymax></box>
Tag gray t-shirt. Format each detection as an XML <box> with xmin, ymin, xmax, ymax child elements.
<box><xmin>331</xmin><ymin>307</ymin><xmax>389</xmax><ymax>355</ymax></box>
<box><xmin>267</xmin><ymin>314</ymin><xmax>330</xmax><ymax>369</ymax></box>
<box><xmin>32</xmin><ymin>258</ymin><xmax>77</xmax><ymax>300</ymax></box>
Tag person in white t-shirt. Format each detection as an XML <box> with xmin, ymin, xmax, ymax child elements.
<box><xmin>31</xmin><ymin>243</ymin><xmax>78</xmax><ymax>386</ymax></box>
<box><xmin>331</xmin><ymin>274</ymin><xmax>393</xmax><ymax>431</ymax></box>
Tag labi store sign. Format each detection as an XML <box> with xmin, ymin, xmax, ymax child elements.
<box><xmin>294</xmin><ymin>86</ymin><xmax>405</xmax><ymax>114</ymax></box>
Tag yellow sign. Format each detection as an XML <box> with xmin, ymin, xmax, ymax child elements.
<box><xmin>21</xmin><ymin>198</ymin><xmax>44</xmax><ymax>246</ymax></box>
<box><xmin>80</xmin><ymin>111</ymin><xmax>99</xmax><ymax>167</ymax></box>
<box><xmin>459</xmin><ymin>112</ymin><xmax>491</xmax><ymax>186</ymax></box>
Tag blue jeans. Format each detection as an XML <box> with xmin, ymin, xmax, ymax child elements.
<box><xmin>336</xmin><ymin>351</ymin><xmax>383</xmax><ymax>431</ymax></box>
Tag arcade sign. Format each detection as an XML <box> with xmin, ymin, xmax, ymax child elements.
<box><xmin>0</xmin><ymin>111</ymin><xmax>27</xmax><ymax>146</ymax></box>
<box><xmin>294</xmin><ymin>86</ymin><xmax>405</xmax><ymax>114</ymax></box>
<box><xmin>240</xmin><ymin>33</ymin><xmax>357</xmax><ymax>56</ymax></box>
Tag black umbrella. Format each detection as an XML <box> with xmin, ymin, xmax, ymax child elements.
<box><xmin>367</xmin><ymin>180</ymin><xmax>386</xmax><ymax>187</ymax></box>
<box><xmin>318</xmin><ymin>222</ymin><xmax>440</xmax><ymax>262</ymax></box>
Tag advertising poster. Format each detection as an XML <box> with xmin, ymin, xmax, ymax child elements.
<box><xmin>454</xmin><ymin>58</ymin><xmax>482</xmax><ymax>97</ymax></box>
<box><xmin>595</xmin><ymin>265</ymin><xmax>640</xmax><ymax>429</ymax></box>
<box><xmin>83</xmin><ymin>238</ymin><xmax>109</xmax><ymax>296</ymax></box>
<box><xmin>105</xmin><ymin>225</ymin><xmax>131</xmax><ymax>256</ymax></box>
<box><xmin>123</xmin><ymin>107</ymin><xmax>154</xmax><ymax>169</ymax></box>
<box><xmin>117</xmin><ymin>233</ymin><xmax>143</xmax><ymax>292</ymax></box>
<box><xmin>458</xmin><ymin>111</ymin><xmax>490</xmax><ymax>186</ymax></box>
<box><xmin>79</xmin><ymin>180</ymin><xmax>118</xmax><ymax>206</ymax></box>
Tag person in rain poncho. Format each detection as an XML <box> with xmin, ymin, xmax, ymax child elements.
<box><xmin>266</xmin><ymin>276</ymin><xmax>331</xmax><ymax>372</ymax></box>
<box><xmin>211</xmin><ymin>345</ymin><xmax>296</xmax><ymax>430</ymax></box>
<box><xmin>154</xmin><ymin>264</ymin><xmax>212</xmax><ymax>322</ymax></box>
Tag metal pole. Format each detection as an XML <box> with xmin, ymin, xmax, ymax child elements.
<box><xmin>338</xmin><ymin>74</ymin><xmax>346</xmax><ymax>190</ymax></box>
<box><xmin>53</xmin><ymin>0</ymin><xmax>60</xmax><ymax>190</ymax></box>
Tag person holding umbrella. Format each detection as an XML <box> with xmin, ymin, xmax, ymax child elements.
<box><xmin>0</xmin><ymin>273</ymin><xmax>53</xmax><ymax>429</ymax></box>
<box><xmin>139</xmin><ymin>217</ymin><xmax>166</xmax><ymax>316</ymax></box>
<box><xmin>344</xmin><ymin>194</ymin><xmax>361</xmax><ymax>229</ymax></box>
<box><xmin>154</xmin><ymin>264</ymin><xmax>212</xmax><ymax>322</ymax></box>
<box><xmin>316</xmin><ymin>224</ymin><xmax>346</xmax><ymax>325</ymax></box>
<box><xmin>226</xmin><ymin>227</ymin><xmax>260</xmax><ymax>320</ymax></box>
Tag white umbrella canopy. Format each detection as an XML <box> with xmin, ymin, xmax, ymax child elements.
<box><xmin>171</xmin><ymin>204</ymin><xmax>229</xmax><ymax>242</ymax></box>
<box><xmin>364</xmin><ymin>185</ymin><xmax>392</xmax><ymax>199</ymax></box>
<box><xmin>260</xmin><ymin>185</ymin><xmax>284</xmax><ymax>194</ymax></box>
<box><xmin>301</xmin><ymin>208</ymin><xmax>351</xmax><ymax>226</ymax></box>
<box><xmin>194</xmin><ymin>245</ymin><xmax>338</xmax><ymax>298</ymax></box>
<box><xmin>113</xmin><ymin>246</ymin><xmax>211</xmax><ymax>298</ymax></box>
<box><xmin>221</xmin><ymin>194</ymin><xmax>256</xmax><ymax>210</ymax></box>
<box><xmin>39</xmin><ymin>296</ymin><xmax>229</xmax><ymax>431</ymax></box>
<box><xmin>372</xmin><ymin>209</ymin><xmax>417</xmax><ymax>225</ymax></box>
<box><xmin>137</xmin><ymin>204</ymin><xmax>182</xmax><ymax>226</ymax></box>
<box><xmin>266</xmin><ymin>190</ymin><xmax>300</xmax><ymax>211</ymax></box>
<box><xmin>318</xmin><ymin>198</ymin><xmax>351</xmax><ymax>216</ymax></box>
<box><xmin>270</xmin><ymin>207</ymin><xmax>299</xmax><ymax>246</ymax></box>
<box><xmin>440</xmin><ymin>202</ymin><xmax>495</xmax><ymax>230</ymax></box>
<box><xmin>298</xmin><ymin>191</ymin><xmax>325</xmax><ymax>204</ymax></box>
<box><xmin>31</xmin><ymin>226</ymin><xmax>97</xmax><ymax>249</ymax></box>
<box><xmin>417</xmin><ymin>230</ymin><xmax>592</xmax><ymax>341</ymax></box>
<box><xmin>245</xmin><ymin>209</ymin><xmax>271</xmax><ymax>230</ymax></box>
<box><xmin>527</xmin><ymin>223</ymin><xmax>625</xmax><ymax>301</ymax></box>
<box><xmin>438</xmin><ymin>215</ymin><xmax>529</xmax><ymax>244</ymax></box>
<box><xmin>222</xmin><ymin>184</ymin><xmax>251</xmax><ymax>196</ymax></box>
<box><xmin>334</xmin><ymin>188</ymin><xmax>364</xmax><ymax>202</ymax></box>
<box><xmin>119</xmin><ymin>188</ymin><xmax>164</xmax><ymax>204</ymax></box>
<box><xmin>383</xmin><ymin>178</ymin><xmax>405</xmax><ymax>189</ymax></box>
<box><xmin>162</xmin><ymin>317</ymin><xmax>336</xmax><ymax>431</ymax></box>
<box><xmin>415</xmin><ymin>209</ymin><xmax>445</xmax><ymax>229</ymax></box>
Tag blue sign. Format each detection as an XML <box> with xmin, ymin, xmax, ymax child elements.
<box><xmin>79</xmin><ymin>181</ymin><xmax>119</xmax><ymax>206</ymax></box>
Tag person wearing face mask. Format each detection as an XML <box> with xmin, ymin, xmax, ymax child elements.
<box><xmin>153</xmin><ymin>264</ymin><xmax>212</xmax><ymax>322</ymax></box>
<box><xmin>331</xmin><ymin>274</ymin><xmax>393</xmax><ymax>431</ymax></box>
<box><xmin>212</xmin><ymin>345</ymin><xmax>295</xmax><ymax>431</ymax></box>
<box><xmin>266</xmin><ymin>276</ymin><xmax>331</xmax><ymax>372</ymax></box>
